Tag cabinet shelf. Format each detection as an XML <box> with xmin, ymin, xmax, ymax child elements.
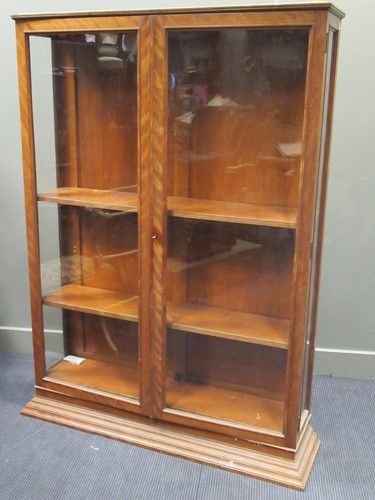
<box><xmin>46</xmin><ymin>356</ymin><xmax>282</xmax><ymax>432</ymax></box>
<box><xmin>168</xmin><ymin>197</ymin><xmax>297</xmax><ymax>228</ymax></box>
<box><xmin>166</xmin><ymin>377</ymin><xmax>284</xmax><ymax>433</ymax></box>
<box><xmin>38</xmin><ymin>187</ymin><xmax>138</xmax><ymax>212</ymax></box>
<box><xmin>47</xmin><ymin>358</ymin><xmax>139</xmax><ymax>399</ymax></box>
<box><xmin>167</xmin><ymin>302</ymin><xmax>289</xmax><ymax>349</ymax></box>
<box><xmin>43</xmin><ymin>285</ymin><xmax>288</xmax><ymax>349</ymax></box>
<box><xmin>43</xmin><ymin>285</ymin><xmax>139</xmax><ymax>322</ymax></box>
<box><xmin>38</xmin><ymin>188</ymin><xmax>297</xmax><ymax>228</ymax></box>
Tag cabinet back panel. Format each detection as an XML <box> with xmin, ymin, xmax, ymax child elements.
<box><xmin>186</xmin><ymin>334</ymin><xmax>287</xmax><ymax>399</ymax></box>
<box><xmin>167</xmin><ymin>329</ymin><xmax>287</xmax><ymax>401</ymax></box>
<box><xmin>82</xmin><ymin>313</ymin><xmax>138</xmax><ymax>366</ymax></box>
<box><xmin>167</xmin><ymin>220</ymin><xmax>294</xmax><ymax>319</ymax></box>
<box><xmin>188</xmin><ymin>107</ymin><xmax>302</xmax><ymax>207</ymax></box>
<box><xmin>39</xmin><ymin>205</ymin><xmax>139</xmax><ymax>296</ymax></box>
<box><xmin>42</xmin><ymin>308</ymin><xmax>140</xmax><ymax>399</ymax></box>
<box><xmin>80</xmin><ymin>210</ymin><xmax>138</xmax><ymax>295</ymax></box>
<box><xmin>58</xmin><ymin>310</ymin><xmax>139</xmax><ymax>367</ymax></box>
<box><xmin>75</xmin><ymin>40</ymin><xmax>137</xmax><ymax>190</ymax></box>
<box><xmin>51</xmin><ymin>35</ymin><xmax>138</xmax><ymax>193</ymax></box>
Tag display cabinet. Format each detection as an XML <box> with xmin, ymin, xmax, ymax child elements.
<box><xmin>14</xmin><ymin>3</ymin><xmax>343</xmax><ymax>489</ymax></box>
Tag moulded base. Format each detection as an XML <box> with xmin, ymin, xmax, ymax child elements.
<box><xmin>21</xmin><ymin>395</ymin><xmax>320</xmax><ymax>490</ymax></box>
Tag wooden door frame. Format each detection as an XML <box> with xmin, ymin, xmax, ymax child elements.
<box><xmin>15</xmin><ymin>14</ymin><xmax>153</xmax><ymax>416</ymax></box>
<box><xmin>150</xmin><ymin>8</ymin><xmax>333</xmax><ymax>449</ymax></box>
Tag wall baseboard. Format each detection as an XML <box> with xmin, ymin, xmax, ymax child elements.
<box><xmin>0</xmin><ymin>326</ymin><xmax>63</xmax><ymax>356</ymax></box>
<box><xmin>1</xmin><ymin>327</ymin><xmax>374</xmax><ymax>378</ymax></box>
<box><xmin>313</xmin><ymin>347</ymin><xmax>375</xmax><ymax>378</ymax></box>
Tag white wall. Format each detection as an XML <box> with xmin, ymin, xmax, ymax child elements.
<box><xmin>0</xmin><ymin>0</ymin><xmax>374</xmax><ymax>376</ymax></box>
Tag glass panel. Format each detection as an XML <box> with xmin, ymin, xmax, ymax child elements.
<box><xmin>167</xmin><ymin>29</ymin><xmax>308</xmax><ymax>208</ymax></box>
<box><xmin>167</xmin><ymin>330</ymin><xmax>286</xmax><ymax>432</ymax></box>
<box><xmin>43</xmin><ymin>307</ymin><xmax>139</xmax><ymax>399</ymax></box>
<box><xmin>30</xmin><ymin>32</ymin><xmax>138</xmax><ymax>197</ymax></box>
<box><xmin>39</xmin><ymin>204</ymin><xmax>138</xmax><ymax>298</ymax></box>
<box><xmin>165</xmin><ymin>28</ymin><xmax>308</xmax><ymax>430</ymax></box>
<box><xmin>30</xmin><ymin>31</ymin><xmax>139</xmax><ymax>400</ymax></box>
<box><xmin>300</xmin><ymin>30</ymin><xmax>337</xmax><ymax>423</ymax></box>
<box><xmin>37</xmin><ymin>158</ymin><xmax>139</xmax><ymax>398</ymax></box>
<box><xmin>165</xmin><ymin>217</ymin><xmax>294</xmax><ymax>430</ymax></box>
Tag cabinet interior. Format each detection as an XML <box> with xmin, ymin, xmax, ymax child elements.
<box><xmin>32</xmin><ymin>25</ymin><xmax>307</xmax><ymax>432</ymax></box>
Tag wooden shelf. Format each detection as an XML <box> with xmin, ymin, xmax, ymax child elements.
<box><xmin>38</xmin><ymin>187</ymin><xmax>297</xmax><ymax>228</ymax></box>
<box><xmin>38</xmin><ymin>187</ymin><xmax>138</xmax><ymax>212</ymax></box>
<box><xmin>168</xmin><ymin>197</ymin><xmax>297</xmax><ymax>228</ymax></box>
<box><xmin>43</xmin><ymin>285</ymin><xmax>288</xmax><ymax>349</ymax></box>
<box><xmin>47</xmin><ymin>357</ymin><xmax>139</xmax><ymax>399</ymax></box>
<box><xmin>166</xmin><ymin>377</ymin><xmax>284</xmax><ymax>433</ymax></box>
<box><xmin>167</xmin><ymin>302</ymin><xmax>289</xmax><ymax>349</ymax></box>
<box><xmin>43</xmin><ymin>285</ymin><xmax>139</xmax><ymax>322</ymax></box>
<box><xmin>47</xmin><ymin>353</ymin><xmax>283</xmax><ymax>431</ymax></box>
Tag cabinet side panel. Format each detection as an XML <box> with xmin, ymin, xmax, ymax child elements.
<box><xmin>16</xmin><ymin>24</ymin><xmax>46</xmax><ymax>384</ymax></box>
<box><xmin>284</xmin><ymin>12</ymin><xmax>330</xmax><ymax>447</ymax></box>
<box><xmin>302</xmin><ymin>27</ymin><xmax>340</xmax><ymax>415</ymax></box>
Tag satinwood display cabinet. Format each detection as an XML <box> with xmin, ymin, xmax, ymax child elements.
<box><xmin>14</xmin><ymin>3</ymin><xmax>343</xmax><ymax>489</ymax></box>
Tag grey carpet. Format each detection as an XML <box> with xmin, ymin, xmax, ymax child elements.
<box><xmin>0</xmin><ymin>352</ymin><xmax>374</xmax><ymax>499</ymax></box>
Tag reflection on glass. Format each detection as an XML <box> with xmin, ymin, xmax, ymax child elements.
<box><xmin>167</xmin><ymin>219</ymin><xmax>294</xmax><ymax>317</ymax></box>
<box><xmin>30</xmin><ymin>32</ymin><xmax>138</xmax><ymax>195</ymax></box>
<box><xmin>30</xmin><ymin>31</ymin><xmax>140</xmax><ymax>401</ymax></box>
<box><xmin>38</xmin><ymin>203</ymin><xmax>139</xmax><ymax>400</ymax></box>
<box><xmin>43</xmin><ymin>307</ymin><xmax>139</xmax><ymax>399</ymax></box>
<box><xmin>165</xmin><ymin>218</ymin><xmax>294</xmax><ymax>430</ymax></box>
<box><xmin>166</xmin><ymin>330</ymin><xmax>287</xmax><ymax>432</ymax></box>
<box><xmin>167</xmin><ymin>29</ymin><xmax>308</xmax><ymax>207</ymax></box>
<box><xmin>39</xmin><ymin>204</ymin><xmax>138</xmax><ymax>297</ymax></box>
<box><xmin>165</xmin><ymin>29</ymin><xmax>308</xmax><ymax>430</ymax></box>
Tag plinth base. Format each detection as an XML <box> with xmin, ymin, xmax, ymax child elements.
<box><xmin>22</xmin><ymin>395</ymin><xmax>319</xmax><ymax>490</ymax></box>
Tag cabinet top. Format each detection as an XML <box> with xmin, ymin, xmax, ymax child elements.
<box><xmin>12</xmin><ymin>2</ymin><xmax>345</xmax><ymax>21</ymax></box>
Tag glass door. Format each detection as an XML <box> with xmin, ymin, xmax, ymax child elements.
<box><xmin>154</xmin><ymin>17</ymin><xmax>311</xmax><ymax>440</ymax></box>
<box><xmin>27</xmin><ymin>17</ymin><xmax>151</xmax><ymax>413</ymax></box>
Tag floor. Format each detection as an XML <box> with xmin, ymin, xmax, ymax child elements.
<box><xmin>1</xmin><ymin>352</ymin><xmax>374</xmax><ymax>499</ymax></box>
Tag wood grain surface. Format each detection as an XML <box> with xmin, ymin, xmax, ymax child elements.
<box><xmin>43</xmin><ymin>284</ymin><xmax>288</xmax><ymax>349</ymax></box>
<box><xmin>38</xmin><ymin>188</ymin><xmax>297</xmax><ymax>227</ymax></box>
<box><xmin>43</xmin><ymin>285</ymin><xmax>139</xmax><ymax>321</ymax></box>
<box><xmin>47</xmin><ymin>358</ymin><xmax>139</xmax><ymax>399</ymax></box>
<box><xmin>166</xmin><ymin>377</ymin><xmax>284</xmax><ymax>433</ymax></box>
